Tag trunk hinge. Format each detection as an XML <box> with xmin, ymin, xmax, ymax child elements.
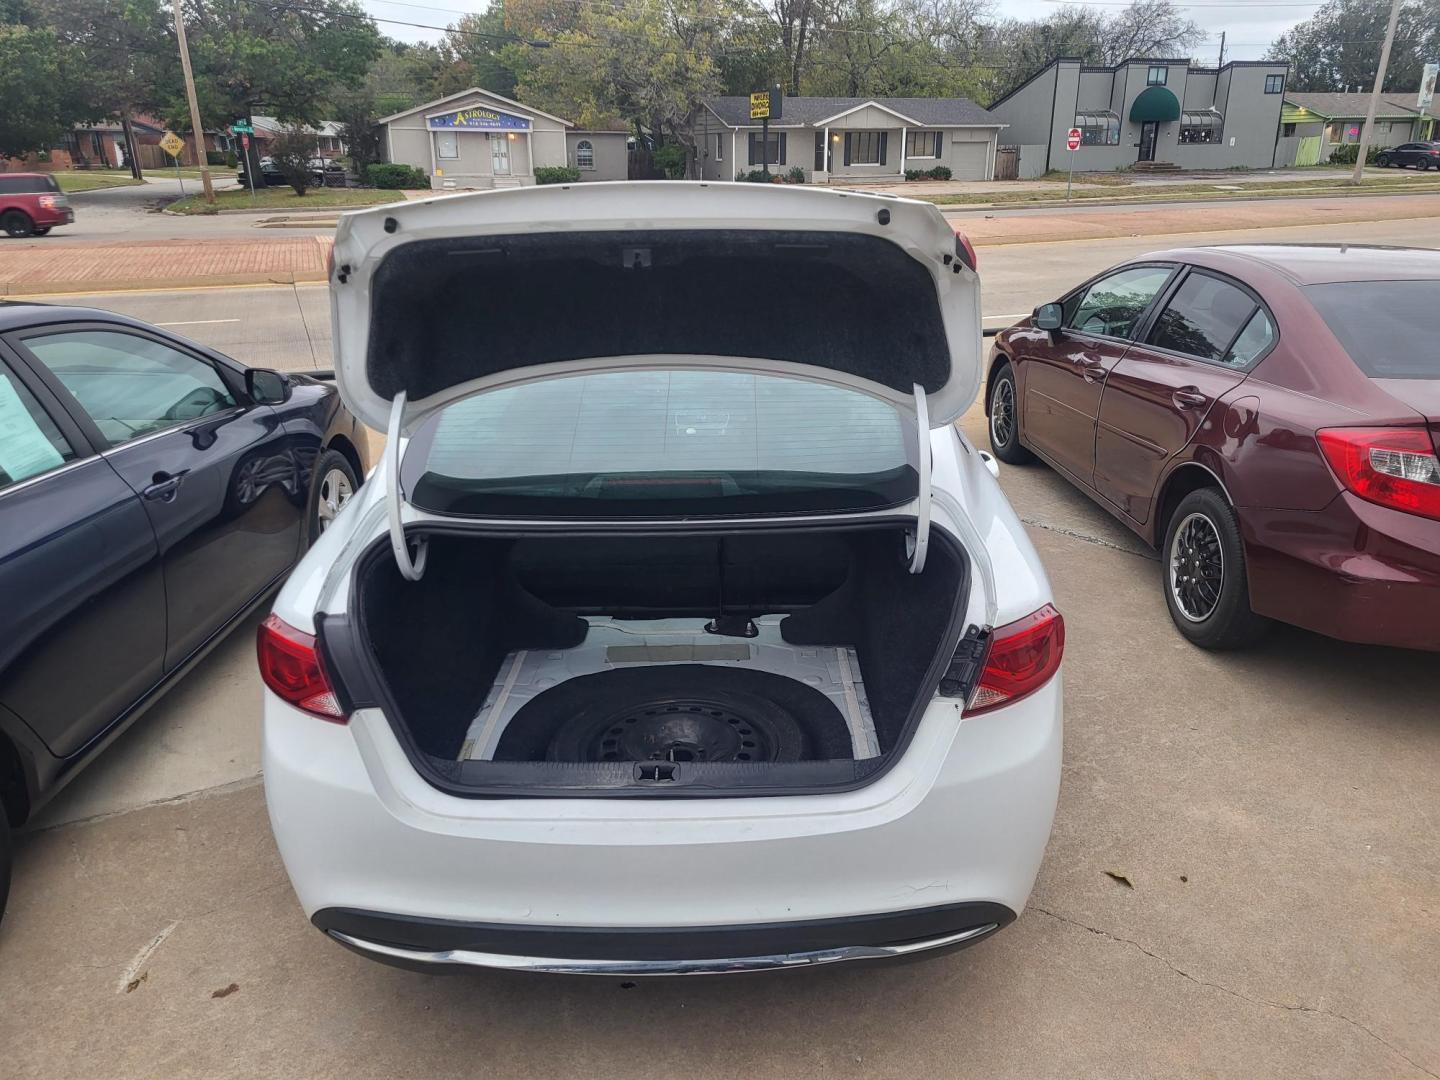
<box><xmin>386</xmin><ymin>391</ymin><xmax>428</xmax><ymax>581</ymax></box>
<box><xmin>939</xmin><ymin>624</ymin><xmax>992</xmax><ymax>700</ymax></box>
<box><xmin>906</xmin><ymin>383</ymin><xmax>932</xmax><ymax>574</ymax></box>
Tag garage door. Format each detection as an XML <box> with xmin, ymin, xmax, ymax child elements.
<box><xmin>949</xmin><ymin>140</ymin><xmax>990</xmax><ymax>180</ymax></box>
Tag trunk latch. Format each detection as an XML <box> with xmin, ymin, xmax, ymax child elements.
<box><xmin>634</xmin><ymin>762</ymin><xmax>681</xmax><ymax>783</ymax></box>
<box><xmin>939</xmin><ymin>625</ymin><xmax>991</xmax><ymax>699</ymax></box>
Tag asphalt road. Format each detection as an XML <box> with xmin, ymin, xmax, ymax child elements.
<box><xmin>3</xmin><ymin>212</ymin><xmax>1439</xmax><ymax>1079</ymax></box>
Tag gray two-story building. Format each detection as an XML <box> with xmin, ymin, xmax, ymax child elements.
<box><xmin>989</xmin><ymin>57</ymin><xmax>1291</xmax><ymax>176</ymax></box>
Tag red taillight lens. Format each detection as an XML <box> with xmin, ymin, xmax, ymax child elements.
<box><xmin>38</xmin><ymin>195</ymin><xmax>59</xmax><ymax>209</ymax></box>
<box><xmin>256</xmin><ymin>614</ymin><xmax>346</xmax><ymax>721</ymax></box>
<box><xmin>964</xmin><ymin>604</ymin><xmax>1065</xmax><ymax>715</ymax></box>
<box><xmin>954</xmin><ymin>230</ymin><xmax>978</xmax><ymax>271</ymax></box>
<box><xmin>1316</xmin><ymin>426</ymin><xmax>1440</xmax><ymax>522</ymax></box>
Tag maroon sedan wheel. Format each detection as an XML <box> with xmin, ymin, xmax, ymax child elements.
<box><xmin>1162</xmin><ymin>488</ymin><xmax>1269</xmax><ymax>650</ymax></box>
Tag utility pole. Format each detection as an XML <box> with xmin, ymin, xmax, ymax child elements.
<box><xmin>1217</xmin><ymin>31</ymin><xmax>1226</xmax><ymax>68</ymax></box>
<box><xmin>171</xmin><ymin>0</ymin><xmax>215</xmax><ymax>204</ymax></box>
<box><xmin>1352</xmin><ymin>0</ymin><xmax>1403</xmax><ymax>184</ymax></box>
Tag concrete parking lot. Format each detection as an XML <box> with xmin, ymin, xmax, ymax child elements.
<box><xmin>3</xmin><ymin>212</ymin><xmax>1438</xmax><ymax>1079</ymax></box>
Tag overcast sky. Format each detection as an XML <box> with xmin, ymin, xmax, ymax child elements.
<box><xmin>360</xmin><ymin>0</ymin><xmax>1313</xmax><ymax>62</ymax></box>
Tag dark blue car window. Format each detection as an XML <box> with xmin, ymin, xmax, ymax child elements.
<box><xmin>0</xmin><ymin>366</ymin><xmax>76</xmax><ymax>489</ymax></box>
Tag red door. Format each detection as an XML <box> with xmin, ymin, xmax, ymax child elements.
<box><xmin>1095</xmin><ymin>268</ymin><xmax>1276</xmax><ymax>524</ymax></box>
<box><xmin>1015</xmin><ymin>264</ymin><xmax>1177</xmax><ymax>487</ymax></box>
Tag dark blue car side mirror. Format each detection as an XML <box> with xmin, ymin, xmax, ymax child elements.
<box><xmin>246</xmin><ymin>368</ymin><xmax>291</xmax><ymax>406</ymax></box>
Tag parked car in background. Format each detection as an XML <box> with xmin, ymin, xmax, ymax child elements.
<box><xmin>0</xmin><ymin>174</ymin><xmax>74</xmax><ymax>238</ymax></box>
<box><xmin>238</xmin><ymin>156</ymin><xmax>285</xmax><ymax>186</ymax></box>
<box><xmin>1375</xmin><ymin>142</ymin><xmax>1440</xmax><ymax>169</ymax></box>
<box><xmin>987</xmin><ymin>244</ymin><xmax>1440</xmax><ymax>652</ymax></box>
<box><xmin>261</xmin><ymin>183</ymin><xmax>1064</xmax><ymax>976</ymax></box>
<box><xmin>0</xmin><ymin>302</ymin><xmax>367</xmax><ymax>918</ymax></box>
<box><xmin>308</xmin><ymin>158</ymin><xmax>347</xmax><ymax>187</ymax></box>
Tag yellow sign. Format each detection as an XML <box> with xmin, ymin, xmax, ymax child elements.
<box><xmin>159</xmin><ymin>131</ymin><xmax>185</xmax><ymax>158</ymax></box>
<box><xmin>749</xmin><ymin>91</ymin><xmax>770</xmax><ymax>120</ymax></box>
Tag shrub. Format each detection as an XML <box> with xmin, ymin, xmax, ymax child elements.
<box><xmin>904</xmin><ymin>168</ymin><xmax>925</xmax><ymax>180</ymax></box>
<box><xmin>224</xmin><ymin>151</ymin><xmax>238</xmax><ymax>168</ymax></box>
<box><xmin>268</xmin><ymin>127</ymin><xmax>317</xmax><ymax>195</ymax></box>
<box><xmin>653</xmin><ymin>143</ymin><xmax>687</xmax><ymax>179</ymax></box>
<box><xmin>786</xmin><ymin>164</ymin><xmax>806</xmax><ymax>183</ymax></box>
<box><xmin>205</xmin><ymin>150</ymin><xmax>226</xmax><ymax>166</ymax></box>
<box><xmin>1328</xmin><ymin>144</ymin><xmax>1381</xmax><ymax>165</ymax></box>
<box><xmin>366</xmin><ymin>162</ymin><xmax>428</xmax><ymax>189</ymax></box>
<box><xmin>535</xmin><ymin>165</ymin><xmax>580</xmax><ymax>184</ymax></box>
<box><xmin>927</xmin><ymin>165</ymin><xmax>951</xmax><ymax>180</ymax></box>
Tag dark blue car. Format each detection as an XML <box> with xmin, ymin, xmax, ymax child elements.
<box><xmin>0</xmin><ymin>303</ymin><xmax>367</xmax><ymax>915</ymax></box>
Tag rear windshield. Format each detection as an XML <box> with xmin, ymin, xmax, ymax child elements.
<box><xmin>403</xmin><ymin>371</ymin><xmax>917</xmax><ymax>518</ymax></box>
<box><xmin>1305</xmin><ymin>281</ymin><xmax>1440</xmax><ymax>379</ymax></box>
<box><xmin>0</xmin><ymin>175</ymin><xmax>59</xmax><ymax>194</ymax></box>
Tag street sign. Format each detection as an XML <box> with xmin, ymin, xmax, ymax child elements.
<box><xmin>749</xmin><ymin>91</ymin><xmax>770</xmax><ymax>120</ymax></box>
<box><xmin>1066</xmin><ymin>127</ymin><xmax>1082</xmax><ymax>152</ymax></box>
<box><xmin>230</xmin><ymin>120</ymin><xmax>253</xmax><ymax>134</ymax></box>
<box><xmin>1419</xmin><ymin>62</ymin><xmax>1438</xmax><ymax>110</ymax></box>
<box><xmin>159</xmin><ymin>130</ymin><xmax>185</xmax><ymax>157</ymax></box>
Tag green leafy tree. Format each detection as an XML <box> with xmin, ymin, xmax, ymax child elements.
<box><xmin>268</xmin><ymin>126</ymin><xmax>315</xmax><ymax>194</ymax></box>
<box><xmin>436</xmin><ymin>5</ymin><xmax>527</xmax><ymax>97</ymax></box>
<box><xmin>332</xmin><ymin>87</ymin><xmax>383</xmax><ymax>173</ymax></box>
<box><xmin>0</xmin><ymin>0</ymin><xmax>91</xmax><ymax>159</ymax></box>
<box><xmin>36</xmin><ymin>0</ymin><xmax>176</xmax><ymax>178</ymax></box>
<box><xmin>178</xmin><ymin>0</ymin><xmax>380</xmax><ymax>180</ymax></box>
<box><xmin>1267</xmin><ymin>0</ymin><xmax>1439</xmax><ymax>93</ymax></box>
<box><xmin>361</xmin><ymin>39</ymin><xmax>449</xmax><ymax>116</ymax></box>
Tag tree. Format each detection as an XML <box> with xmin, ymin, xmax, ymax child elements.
<box><xmin>1267</xmin><ymin>0</ymin><xmax>1438</xmax><ymax>93</ymax></box>
<box><xmin>436</xmin><ymin>6</ymin><xmax>527</xmax><ymax>97</ymax></box>
<box><xmin>361</xmin><ymin>40</ymin><xmax>449</xmax><ymax>116</ymax></box>
<box><xmin>36</xmin><ymin>0</ymin><xmax>176</xmax><ymax>178</ymax></box>
<box><xmin>268</xmin><ymin>126</ymin><xmax>316</xmax><ymax>194</ymax></box>
<box><xmin>0</xmin><ymin>0</ymin><xmax>91</xmax><ymax>160</ymax></box>
<box><xmin>508</xmin><ymin>0</ymin><xmax>737</xmax><ymax>174</ymax></box>
<box><xmin>332</xmin><ymin>87</ymin><xmax>383</xmax><ymax>173</ymax></box>
<box><xmin>178</xmin><ymin>0</ymin><xmax>380</xmax><ymax>181</ymax></box>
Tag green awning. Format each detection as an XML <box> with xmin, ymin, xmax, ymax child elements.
<box><xmin>1130</xmin><ymin>86</ymin><xmax>1181</xmax><ymax>123</ymax></box>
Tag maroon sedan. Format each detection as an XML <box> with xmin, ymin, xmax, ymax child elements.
<box><xmin>986</xmin><ymin>244</ymin><xmax>1439</xmax><ymax>652</ymax></box>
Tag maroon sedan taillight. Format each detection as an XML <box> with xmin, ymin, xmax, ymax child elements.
<box><xmin>1317</xmin><ymin>427</ymin><xmax>1440</xmax><ymax>522</ymax></box>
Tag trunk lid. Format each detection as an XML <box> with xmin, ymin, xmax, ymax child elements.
<box><xmin>329</xmin><ymin>181</ymin><xmax>981</xmax><ymax>433</ymax></box>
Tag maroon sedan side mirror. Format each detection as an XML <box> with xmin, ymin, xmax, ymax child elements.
<box><xmin>1034</xmin><ymin>303</ymin><xmax>1064</xmax><ymax>334</ymax></box>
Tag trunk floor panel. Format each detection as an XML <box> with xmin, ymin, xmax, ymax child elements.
<box><xmin>459</xmin><ymin>617</ymin><xmax>879</xmax><ymax>762</ymax></box>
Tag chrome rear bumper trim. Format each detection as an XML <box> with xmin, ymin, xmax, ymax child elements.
<box><xmin>329</xmin><ymin>922</ymin><xmax>999</xmax><ymax>976</ymax></box>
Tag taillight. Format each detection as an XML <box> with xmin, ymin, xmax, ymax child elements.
<box><xmin>1316</xmin><ymin>426</ymin><xmax>1440</xmax><ymax>522</ymax></box>
<box><xmin>954</xmin><ymin>230</ymin><xmax>978</xmax><ymax>271</ymax></box>
<box><xmin>256</xmin><ymin>613</ymin><xmax>346</xmax><ymax>721</ymax></box>
<box><xmin>38</xmin><ymin>195</ymin><xmax>60</xmax><ymax>209</ymax></box>
<box><xmin>964</xmin><ymin>604</ymin><xmax>1064</xmax><ymax>715</ymax></box>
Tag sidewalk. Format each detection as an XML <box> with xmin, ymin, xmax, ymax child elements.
<box><xmin>7</xmin><ymin>192</ymin><xmax>1440</xmax><ymax>294</ymax></box>
<box><xmin>1</xmin><ymin>235</ymin><xmax>333</xmax><ymax>295</ymax></box>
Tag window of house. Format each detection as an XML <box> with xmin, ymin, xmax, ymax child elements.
<box><xmin>60</xmin><ymin>132</ymin><xmax>80</xmax><ymax>154</ymax></box>
<box><xmin>714</xmin><ymin>133</ymin><xmax>723</xmax><ymax>161</ymax></box>
<box><xmin>576</xmin><ymin>140</ymin><xmax>595</xmax><ymax>169</ymax></box>
<box><xmin>90</xmin><ymin>133</ymin><xmax>105</xmax><ymax>156</ymax></box>
<box><xmin>1282</xmin><ymin>123</ymin><xmax>1297</xmax><ymax>137</ymax></box>
<box><xmin>435</xmin><ymin>131</ymin><xmax>459</xmax><ymax>159</ymax></box>
<box><xmin>747</xmin><ymin>131</ymin><xmax>786</xmax><ymax>166</ymax></box>
<box><xmin>1180</xmin><ymin>110</ymin><xmax>1222</xmax><ymax>144</ymax></box>
<box><xmin>905</xmin><ymin>131</ymin><xmax>941</xmax><ymax>158</ymax></box>
<box><xmin>1075</xmin><ymin>111</ymin><xmax>1120</xmax><ymax>146</ymax></box>
<box><xmin>843</xmin><ymin>130</ymin><xmax>885</xmax><ymax>166</ymax></box>
<box><xmin>1377</xmin><ymin>121</ymin><xmax>1392</xmax><ymax>134</ymax></box>
<box><xmin>1147</xmin><ymin>66</ymin><xmax>1168</xmax><ymax>86</ymax></box>
<box><xmin>1264</xmin><ymin>74</ymin><xmax>1285</xmax><ymax>94</ymax></box>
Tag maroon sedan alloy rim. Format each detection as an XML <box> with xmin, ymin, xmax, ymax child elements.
<box><xmin>1169</xmin><ymin>512</ymin><xmax>1224</xmax><ymax>622</ymax></box>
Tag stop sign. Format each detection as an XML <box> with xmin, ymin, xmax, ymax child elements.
<box><xmin>1066</xmin><ymin>127</ymin><xmax>1082</xmax><ymax>152</ymax></box>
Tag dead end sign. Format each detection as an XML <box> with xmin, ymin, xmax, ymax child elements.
<box><xmin>1066</xmin><ymin>127</ymin><xmax>1082</xmax><ymax>152</ymax></box>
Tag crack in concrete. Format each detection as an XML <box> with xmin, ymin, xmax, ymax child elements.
<box><xmin>1031</xmin><ymin>905</ymin><xmax>1439</xmax><ymax>1079</ymax></box>
<box><xmin>1018</xmin><ymin>518</ymin><xmax>1156</xmax><ymax>559</ymax></box>
<box><xmin>27</xmin><ymin>774</ymin><xmax>263</xmax><ymax>836</ymax></box>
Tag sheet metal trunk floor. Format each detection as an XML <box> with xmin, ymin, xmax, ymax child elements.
<box><xmin>460</xmin><ymin>617</ymin><xmax>878</xmax><ymax>762</ymax></box>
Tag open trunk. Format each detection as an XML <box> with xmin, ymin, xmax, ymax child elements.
<box><xmin>328</xmin><ymin>522</ymin><xmax>970</xmax><ymax>797</ymax></box>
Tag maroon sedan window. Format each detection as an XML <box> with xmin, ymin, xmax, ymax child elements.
<box><xmin>1147</xmin><ymin>272</ymin><xmax>1263</xmax><ymax>367</ymax></box>
<box><xmin>1305</xmin><ymin>281</ymin><xmax>1438</xmax><ymax>379</ymax></box>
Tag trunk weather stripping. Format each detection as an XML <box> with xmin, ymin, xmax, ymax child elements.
<box><xmin>386</xmin><ymin>391</ymin><xmax>428</xmax><ymax>581</ymax></box>
<box><xmin>907</xmin><ymin>383</ymin><xmax>931</xmax><ymax>574</ymax></box>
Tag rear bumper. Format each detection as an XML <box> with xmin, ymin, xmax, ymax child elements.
<box><xmin>314</xmin><ymin>902</ymin><xmax>1012</xmax><ymax>975</ymax></box>
<box><xmin>1243</xmin><ymin>493</ymin><xmax>1440</xmax><ymax>651</ymax></box>
<box><xmin>262</xmin><ymin>676</ymin><xmax>1062</xmax><ymax>963</ymax></box>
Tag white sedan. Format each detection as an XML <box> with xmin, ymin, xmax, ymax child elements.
<box><xmin>259</xmin><ymin>182</ymin><xmax>1063</xmax><ymax>975</ymax></box>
